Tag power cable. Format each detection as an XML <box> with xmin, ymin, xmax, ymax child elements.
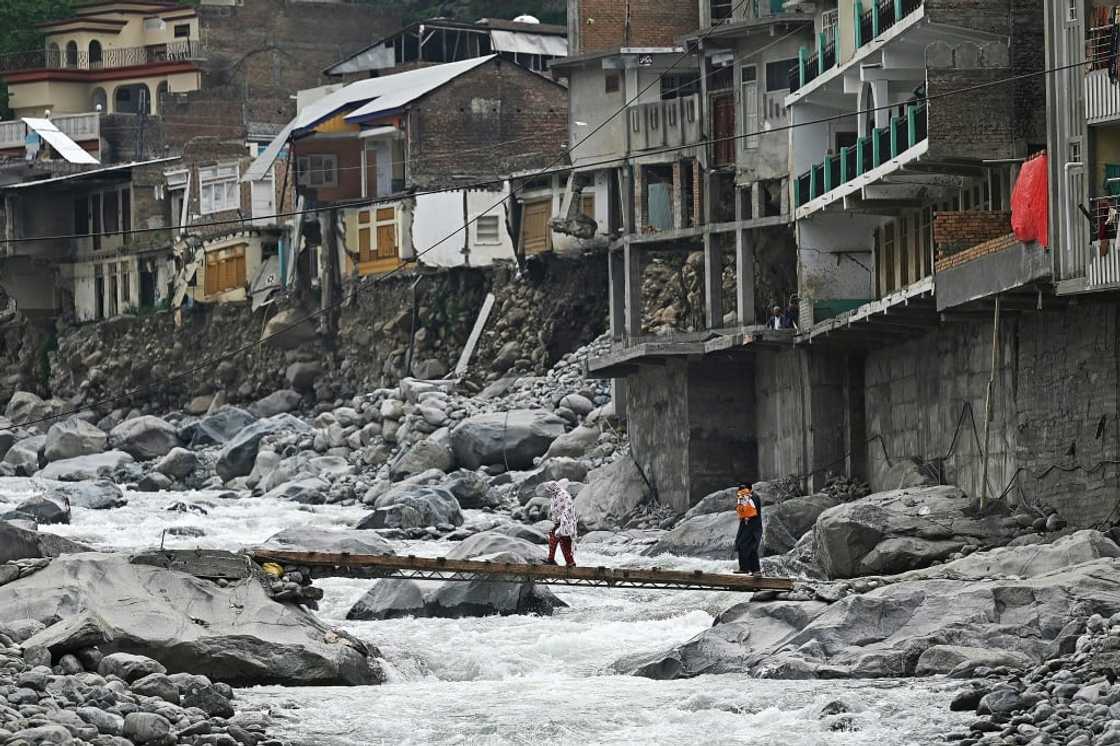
<box><xmin>0</xmin><ymin>53</ymin><xmax>1088</xmax><ymax>247</ymax></box>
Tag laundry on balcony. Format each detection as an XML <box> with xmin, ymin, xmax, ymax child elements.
<box><xmin>1010</xmin><ymin>152</ymin><xmax>1048</xmax><ymax>248</ymax></box>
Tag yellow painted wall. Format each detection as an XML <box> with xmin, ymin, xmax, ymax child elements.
<box><xmin>9</xmin><ymin>80</ymin><xmax>91</xmax><ymax>115</ymax></box>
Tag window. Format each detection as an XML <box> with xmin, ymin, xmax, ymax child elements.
<box><xmin>357</xmin><ymin>207</ymin><xmax>399</xmax><ymax>270</ymax></box>
<box><xmin>741</xmin><ymin>65</ymin><xmax>759</xmax><ymax>150</ymax></box>
<box><xmin>121</xmin><ymin>188</ymin><xmax>131</xmax><ymax>236</ymax></box>
<box><xmin>765</xmin><ymin>58</ymin><xmax>798</xmax><ymax>92</ymax></box>
<box><xmin>1067</xmin><ymin>0</ymin><xmax>1078</xmax><ymax>22</ymax></box>
<box><xmin>296</xmin><ymin>154</ymin><xmax>337</xmax><ymax>188</ymax></box>
<box><xmin>199</xmin><ymin>163</ymin><xmax>240</xmax><ymax>214</ymax></box>
<box><xmin>65</xmin><ymin>41</ymin><xmax>77</xmax><ymax>67</ymax></box>
<box><xmin>661</xmin><ymin>73</ymin><xmax>701</xmax><ymax>100</ymax></box>
<box><xmin>174</xmin><ymin>24</ymin><xmax>190</xmax><ymax>38</ymax></box>
<box><xmin>820</xmin><ymin>9</ymin><xmax>839</xmax><ymax>41</ymax></box>
<box><xmin>103</xmin><ymin>190</ymin><xmax>119</xmax><ymax>234</ymax></box>
<box><xmin>605</xmin><ymin>72</ymin><xmax>620</xmax><ymax>94</ymax></box>
<box><xmin>120</xmin><ymin>262</ymin><xmax>132</xmax><ymax>307</ymax></box>
<box><xmin>89</xmin><ymin>40</ymin><xmax>102</xmax><ymax>66</ymax></box>
<box><xmin>581</xmin><ymin>193</ymin><xmax>595</xmax><ymax>219</ymax></box>
<box><xmin>143</xmin><ymin>17</ymin><xmax>165</xmax><ymax>31</ymax></box>
<box><xmin>476</xmin><ymin>214</ymin><xmax>501</xmax><ymax>244</ymax></box>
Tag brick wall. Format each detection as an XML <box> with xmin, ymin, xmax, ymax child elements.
<box><xmin>926</xmin><ymin>67</ymin><xmax>1015</xmax><ymax>162</ymax></box>
<box><xmin>571</xmin><ymin>0</ymin><xmax>699</xmax><ymax>54</ymax></box>
<box><xmin>933</xmin><ymin>210</ymin><xmax>1012</xmax><ymax>257</ymax></box>
<box><xmin>934</xmin><ymin>233</ymin><xmax>1017</xmax><ymax>272</ymax></box>
<box><xmin>291</xmin><ymin>138</ymin><xmax>367</xmax><ymax>204</ymax></box>
<box><xmin>408</xmin><ymin>58</ymin><xmax>568</xmax><ymax>189</ymax></box>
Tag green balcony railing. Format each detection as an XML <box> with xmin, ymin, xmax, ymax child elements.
<box><xmin>794</xmin><ymin>104</ymin><xmax>927</xmax><ymax>208</ymax></box>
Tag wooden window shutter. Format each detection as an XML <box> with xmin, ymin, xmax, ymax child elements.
<box><xmin>520</xmin><ymin>200</ymin><xmax>550</xmax><ymax>254</ymax></box>
<box><xmin>375</xmin><ymin>207</ymin><xmax>397</xmax><ymax>259</ymax></box>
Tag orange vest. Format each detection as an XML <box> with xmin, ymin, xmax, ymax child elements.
<box><xmin>736</xmin><ymin>495</ymin><xmax>757</xmax><ymax>520</ymax></box>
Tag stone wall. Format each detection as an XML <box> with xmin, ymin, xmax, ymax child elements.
<box><xmin>0</xmin><ymin>254</ymin><xmax>608</xmax><ymax>417</ymax></box>
<box><xmin>625</xmin><ymin>358</ymin><xmax>690</xmax><ymax>513</ymax></box>
<box><xmin>687</xmin><ymin>354</ymin><xmax>756</xmax><ymax>502</ymax></box>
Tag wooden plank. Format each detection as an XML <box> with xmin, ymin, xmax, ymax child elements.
<box><xmin>250</xmin><ymin>550</ymin><xmax>795</xmax><ymax>592</ymax></box>
<box><xmin>453</xmin><ymin>292</ymin><xmax>495</xmax><ymax>378</ymax></box>
<box><xmin>131</xmin><ymin>549</ymin><xmax>253</xmax><ymax>580</ymax></box>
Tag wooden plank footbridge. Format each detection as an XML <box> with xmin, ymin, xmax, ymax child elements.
<box><xmin>250</xmin><ymin>550</ymin><xmax>795</xmax><ymax>593</ymax></box>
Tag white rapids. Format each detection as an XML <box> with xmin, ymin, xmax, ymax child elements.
<box><xmin>52</xmin><ymin>488</ymin><xmax>970</xmax><ymax>745</ymax></box>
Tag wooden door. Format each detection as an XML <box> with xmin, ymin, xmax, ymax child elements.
<box><xmin>712</xmin><ymin>93</ymin><xmax>736</xmax><ymax>166</ymax></box>
<box><xmin>520</xmin><ymin>200</ymin><xmax>551</xmax><ymax>254</ymax></box>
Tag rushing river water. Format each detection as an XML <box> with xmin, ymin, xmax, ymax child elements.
<box><xmin>48</xmin><ymin>487</ymin><xmax>970</xmax><ymax>745</ymax></box>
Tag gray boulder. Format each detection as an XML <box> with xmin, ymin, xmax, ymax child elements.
<box><xmin>0</xmin><ymin>521</ymin><xmax>91</xmax><ymax>563</ymax></box>
<box><xmin>5</xmin><ymin>435</ymin><xmax>45</xmax><ymax>476</ymax></box>
<box><xmin>256</xmin><ymin>527</ymin><xmax>395</xmax><ymax>556</ymax></box>
<box><xmin>108</xmin><ymin>416</ymin><xmax>179</xmax><ymax>460</ymax></box>
<box><xmin>216</xmin><ymin>414</ymin><xmax>310</xmax><ymax>482</ymax></box>
<box><xmin>347</xmin><ymin>531</ymin><xmax>563</xmax><ymax>620</ymax></box>
<box><xmin>445</xmin><ymin>470</ymin><xmax>500</xmax><ymax>509</ymax></box>
<box><xmin>358</xmin><ymin>485</ymin><xmax>463</xmax><ymax>529</ymax></box>
<box><xmin>813</xmin><ymin>486</ymin><xmax>1019</xmax><ymax>579</ymax></box>
<box><xmin>513</xmin><ymin>458</ymin><xmax>590</xmax><ymax>505</ymax></box>
<box><xmin>286</xmin><ymin>361</ymin><xmax>323</xmax><ymax>392</ymax></box>
<box><xmin>914</xmin><ymin>644</ymin><xmax>1034</xmax><ymax>677</ymax></box>
<box><xmin>544</xmin><ymin>424</ymin><xmax>599</xmax><ymax>459</ymax></box>
<box><xmin>763</xmin><ymin>493</ymin><xmax>843</xmax><ymax>555</ymax></box>
<box><xmin>261</xmin><ymin>477</ymin><xmax>330</xmax><ymax>505</ymax></box>
<box><xmin>390</xmin><ymin>438</ymin><xmax>453</xmax><ymax>481</ymax></box>
<box><xmin>5</xmin><ymin>494</ymin><xmax>69</xmax><ymax>525</ymax></box>
<box><xmin>450</xmin><ymin>410</ymin><xmax>567</xmax><ymax>470</ymax></box>
<box><xmin>0</xmin><ymin>552</ymin><xmax>380</xmax><ymax>685</ymax></box>
<box><xmin>575</xmin><ymin>457</ymin><xmax>650</xmax><ymax>531</ymax></box>
<box><xmin>43</xmin><ymin>418</ymin><xmax>107</xmax><ymax>463</ymax></box>
<box><xmin>122</xmin><ymin>712</ymin><xmax>171</xmax><ymax>744</ymax></box>
<box><xmin>5</xmin><ymin>391</ymin><xmax>63</xmax><ymax>430</ymax></box>
<box><xmin>251</xmin><ymin>389</ymin><xmax>302</xmax><ymax>418</ymax></box>
<box><xmin>682</xmin><ymin>487</ymin><xmax>737</xmax><ymax>520</ymax></box>
<box><xmin>261</xmin><ymin>306</ymin><xmax>318</xmax><ymax>350</ymax></box>
<box><xmin>186</xmin><ymin>406</ymin><xmax>257</xmax><ymax>447</ymax></box>
<box><xmin>644</xmin><ymin>513</ymin><xmax>735</xmax><ymax>560</ymax></box>
<box><xmin>36</xmin><ymin>450</ymin><xmax>134</xmax><ymax>481</ymax></box>
<box><xmin>47</xmin><ymin>479</ymin><xmax>126</xmax><ymax>510</ymax></box>
<box><xmin>154</xmin><ymin>447</ymin><xmax>201</xmax><ymax>480</ymax></box>
<box><xmin>99</xmin><ymin>652</ymin><xmax>167</xmax><ymax>682</ymax></box>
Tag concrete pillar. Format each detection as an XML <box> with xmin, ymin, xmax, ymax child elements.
<box><xmin>608</xmin><ymin>249</ymin><xmax>626</xmax><ymax>341</ymax></box>
<box><xmin>624</xmin><ymin>238</ymin><xmax>641</xmax><ymax>339</ymax></box>
<box><xmin>704</xmin><ymin>231</ymin><xmax>723</xmax><ymax>329</ymax></box>
<box><xmin>736</xmin><ymin>227</ymin><xmax>756</xmax><ymax>325</ymax></box>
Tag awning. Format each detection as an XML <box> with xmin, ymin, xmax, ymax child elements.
<box><xmin>22</xmin><ymin>118</ymin><xmax>99</xmax><ymax>165</ymax></box>
<box><xmin>359</xmin><ymin>125</ymin><xmax>402</xmax><ymax>139</ymax></box>
<box><xmin>489</xmin><ymin>29</ymin><xmax>567</xmax><ymax>57</ymax></box>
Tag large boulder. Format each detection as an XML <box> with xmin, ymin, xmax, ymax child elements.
<box><xmin>251</xmin><ymin>390</ymin><xmax>302</xmax><ymax>418</ymax></box>
<box><xmin>261</xmin><ymin>307</ymin><xmax>319</xmax><ymax>350</ymax></box>
<box><xmin>347</xmin><ymin>531</ymin><xmax>564</xmax><ymax>620</ymax></box>
<box><xmin>390</xmin><ymin>438</ymin><xmax>453</xmax><ymax>481</ymax></box>
<box><xmin>450</xmin><ymin>410</ymin><xmax>567</xmax><ymax>470</ymax></box>
<box><xmin>0</xmin><ymin>552</ymin><xmax>380</xmax><ymax>686</ymax></box>
<box><xmin>154</xmin><ymin>447</ymin><xmax>201</xmax><ymax>480</ymax></box>
<box><xmin>544</xmin><ymin>425</ymin><xmax>599</xmax><ymax>459</ymax></box>
<box><xmin>3</xmin><ymin>494</ymin><xmax>70</xmax><ymax>525</ymax></box>
<box><xmin>5</xmin><ymin>435</ymin><xmax>45</xmax><ymax>476</ymax></box>
<box><xmin>445</xmin><ymin>470</ymin><xmax>500</xmax><ymax>510</ymax></box>
<box><xmin>108</xmin><ymin>416</ymin><xmax>179</xmax><ymax>460</ymax></box>
<box><xmin>286</xmin><ymin>361</ymin><xmax>323</xmax><ymax>392</ymax></box>
<box><xmin>46</xmin><ymin>479</ymin><xmax>126</xmax><ymax>510</ymax></box>
<box><xmin>358</xmin><ymin>485</ymin><xmax>463</xmax><ymax>529</ymax></box>
<box><xmin>5</xmin><ymin>391</ymin><xmax>63</xmax><ymax>430</ymax></box>
<box><xmin>36</xmin><ymin>450</ymin><xmax>134</xmax><ymax>481</ymax></box>
<box><xmin>763</xmin><ymin>493</ymin><xmax>843</xmax><ymax>556</ymax></box>
<box><xmin>185</xmin><ymin>407</ymin><xmax>257</xmax><ymax>447</ymax></box>
<box><xmin>644</xmin><ymin>513</ymin><xmax>736</xmax><ymax>560</ymax></box>
<box><xmin>812</xmin><ymin>486</ymin><xmax>1019</xmax><ymax>579</ymax></box>
<box><xmin>620</xmin><ymin>532</ymin><xmax>1120</xmax><ymax>681</ymax></box>
<box><xmin>215</xmin><ymin>414</ymin><xmax>310</xmax><ymax>482</ymax></box>
<box><xmin>575</xmin><ymin>457</ymin><xmax>650</xmax><ymax>531</ymax></box>
<box><xmin>261</xmin><ymin>477</ymin><xmax>330</xmax><ymax>505</ymax></box>
<box><xmin>0</xmin><ymin>522</ymin><xmax>91</xmax><ymax>563</ymax></box>
<box><xmin>256</xmin><ymin>527</ymin><xmax>395</xmax><ymax>556</ymax></box>
<box><xmin>43</xmin><ymin>418</ymin><xmax>107</xmax><ymax>463</ymax></box>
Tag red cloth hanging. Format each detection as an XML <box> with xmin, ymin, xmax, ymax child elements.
<box><xmin>1011</xmin><ymin>153</ymin><xmax>1049</xmax><ymax>248</ymax></box>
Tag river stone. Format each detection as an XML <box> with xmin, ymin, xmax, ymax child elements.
<box><xmin>108</xmin><ymin>416</ymin><xmax>179</xmax><ymax>460</ymax></box>
<box><xmin>137</xmin><ymin>472</ymin><xmax>173</xmax><ymax>492</ymax></box>
<box><xmin>5</xmin><ymin>391</ymin><xmax>63</xmax><ymax>430</ymax></box>
<box><xmin>0</xmin><ymin>521</ymin><xmax>91</xmax><ymax>562</ymax></box>
<box><xmin>5</xmin><ymin>435</ymin><xmax>45</xmax><ymax>476</ymax></box>
<box><xmin>5</xmin><ymin>725</ymin><xmax>73</xmax><ymax>744</ymax></box>
<box><xmin>256</xmin><ymin>527</ymin><xmax>395</xmax><ymax>556</ymax></box>
<box><xmin>36</xmin><ymin>450</ymin><xmax>134</xmax><ymax>481</ymax></box>
<box><xmin>46</xmin><ymin>478</ymin><xmax>126</xmax><ymax>510</ymax></box>
<box><xmin>763</xmin><ymin>494</ymin><xmax>844</xmax><ymax>556</ymax></box>
<box><xmin>181</xmin><ymin>680</ymin><xmax>234</xmax><ymax>718</ymax></box>
<box><xmin>216</xmin><ymin>414</ymin><xmax>310</xmax><ymax>482</ymax></box>
<box><xmin>813</xmin><ymin>485</ymin><xmax>1018</xmax><ymax>579</ymax></box>
<box><xmin>360</xmin><ymin>485</ymin><xmax>463</xmax><ymax>528</ymax></box>
<box><xmin>122</xmin><ymin>712</ymin><xmax>171</xmax><ymax>744</ymax></box>
<box><xmin>262</xmin><ymin>306</ymin><xmax>318</xmax><ymax>349</ymax></box>
<box><xmin>445</xmin><ymin>470</ymin><xmax>499</xmax><ymax>509</ymax></box>
<box><xmin>544</xmin><ymin>425</ymin><xmax>599</xmax><ymax>459</ymax></box>
<box><xmin>390</xmin><ymin>438</ymin><xmax>453</xmax><ymax>481</ymax></box>
<box><xmin>43</xmin><ymin>417</ymin><xmax>107</xmax><ymax>463</ymax></box>
<box><xmin>130</xmin><ymin>672</ymin><xmax>181</xmax><ymax>703</ymax></box>
<box><xmin>99</xmin><ymin>652</ymin><xmax>167</xmax><ymax>682</ymax></box>
<box><xmin>347</xmin><ymin>531</ymin><xmax>564</xmax><ymax>620</ymax></box>
<box><xmin>261</xmin><ymin>477</ymin><xmax>330</xmax><ymax>504</ymax></box>
<box><xmin>77</xmin><ymin>707</ymin><xmax>125</xmax><ymax>736</ymax></box>
<box><xmin>0</xmin><ymin>552</ymin><xmax>380</xmax><ymax>685</ymax></box>
<box><xmin>186</xmin><ymin>406</ymin><xmax>257</xmax><ymax>447</ymax></box>
<box><xmin>154</xmin><ymin>447</ymin><xmax>201</xmax><ymax>480</ymax></box>
<box><xmin>644</xmin><ymin>513</ymin><xmax>736</xmax><ymax>560</ymax></box>
<box><xmin>251</xmin><ymin>389</ymin><xmax>302</xmax><ymax>418</ymax></box>
<box><xmin>914</xmin><ymin>645</ymin><xmax>1034</xmax><ymax>676</ymax></box>
<box><xmin>450</xmin><ymin>410</ymin><xmax>567</xmax><ymax>470</ymax></box>
<box><xmin>559</xmin><ymin>394</ymin><xmax>594</xmax><ymax>416</ymax></box>
<box><xmin>7</xmin><ymin>494</ymin><xmax>69</xmax><ymax>525</ymax></box>
<box><xmin>575</xmin><ymin>457</ymin><xmax>650</xmax><ymax>531</ymax></box>
<box><xmin>286</xmin><ymin>362</ymin><xmax>323</xmax><ymax>392</ymax></box>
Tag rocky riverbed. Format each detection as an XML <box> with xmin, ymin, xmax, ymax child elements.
<box><xmin>1</xmin><ymin>331</ymin><xmax>1119</xmax><ymax>744</ymax></box>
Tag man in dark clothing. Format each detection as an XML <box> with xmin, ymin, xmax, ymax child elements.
<box><xmin>734</xmin><ymin>485</ymin><xmax>763</xmax><ymax>575</ymax></box>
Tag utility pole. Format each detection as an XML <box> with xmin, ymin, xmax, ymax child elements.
<box><xmin>980</xmin><ymin>295</ymin><xmax>1001</xmax><ymax>509</ymax></box>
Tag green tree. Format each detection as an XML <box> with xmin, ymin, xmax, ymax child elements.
<box><xmin>0</xmin><ymin>0</ymin><xmax>74</xmax><ymax>114</ymax></box>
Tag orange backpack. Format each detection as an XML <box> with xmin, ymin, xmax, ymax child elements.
<box><xmin>736</xmin><ymin>491</ymin><xmax>758</xmax><ymax>520</ymax></box>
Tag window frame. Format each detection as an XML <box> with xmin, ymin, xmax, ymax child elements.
<box><xmin>296</xmin><ymin>154</ymin><xmax>338</xmax><ymax>188</ymax></box>
<box><xmin>198</xmin><ymin>162</ymin><xmax>240</xmax><ymax>215</ymax></box>
<box><xmin>475</xmin><ymin>214</ymin><xmax>502</xmax><ymax>245</ymax></box>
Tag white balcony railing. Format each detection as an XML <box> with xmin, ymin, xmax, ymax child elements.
<box><xmin>1086</xmin><ymin>68</ymin><xmax>1120</xmax><ymax>125</ymax></box>
<box><xmin>0</xmin><ymin>112</ymin><xmax>100</xmax><ymax>150</ymax></box>
<box><xmin>627</xmin><ymin>94</ymin><xmax>703</xmax><ymax>153</ymax></box>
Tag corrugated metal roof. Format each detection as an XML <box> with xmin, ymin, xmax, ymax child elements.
<box><xmin>244</xmin><ymin>56</ymin><xmax>494</xmax><ymax>183</ymax></box>
<box><xmin>0</xmin><ymin>156</ymin><xmax>179</xmax><ymax>189</ymax></box>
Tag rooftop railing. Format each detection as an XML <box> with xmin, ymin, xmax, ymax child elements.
<box><xmin>0</xmin><ymin>40</ymin><xmax>203</xmax><ymax>74</ymax></box>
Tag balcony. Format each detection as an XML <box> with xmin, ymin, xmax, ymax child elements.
<box><xmin>708</xmin><ymin>0</ymin><xmax>789</xmax><ymax>26</ymax></box>
<box><xmin>0</xmin><ymin>112</ymin><xmax>100</xmax><ymax>150</ymax></box>
<box><xmin>795</xmin><ymin>103</ymin><xmax>927</xmax><ymax>211</ymax></box>
<box><xmin>627</xmin><ymin>94</ymin><xmax>703</xmax><ymax>153</ymax></box>
<box><xmin>0</xmin><ymin>40</ymin><xmax>203</xmax><ymax>75</ymax></box>
<box><xmin>1085</xmin><ymin>196</ymin><xmax>1120</xmax><ymax>289</ymax></box>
